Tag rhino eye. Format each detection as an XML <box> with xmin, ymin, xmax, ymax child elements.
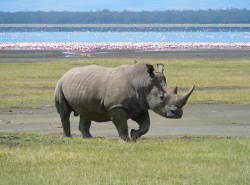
<box><xmin>160</xmin><ymin>95</ymin><xmax>164</xmax><ymax>100</ymax></box>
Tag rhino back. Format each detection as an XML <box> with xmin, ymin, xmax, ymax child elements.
<box><xmin>61</xmin><ymin>65</ymin><xmax>110</xmax><ymax>117</ymax></box>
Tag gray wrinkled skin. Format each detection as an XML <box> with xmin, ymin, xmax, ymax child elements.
<box><xmin>55</xmin><ymin>62</ymin><xmax>194</xmax><ymax>141</ymax></box>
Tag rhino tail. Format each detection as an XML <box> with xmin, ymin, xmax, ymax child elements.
<box><xmin>54</xmin><ymin>80</ymin><xmax>79</xmax><ymax>116</ymax></box>
<box><xmin>54</xmin><ymin>80</ymin><xmax>64</xmax><ymax>114</ymax></box>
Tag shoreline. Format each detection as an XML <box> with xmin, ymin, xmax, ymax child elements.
<box><xmin>1</xmin><ymin>24</ymin><xmax>250</xmax><ymax>32</ymax></box>
<box><xmin>0</xmin><ymin>42</ymin><xmax>250</xmax><ymax>61</ymax></box>
<box><xmin>2</xmin><ymin>48</ymin><xmax>250</xmax><ymax>62</ymax></box>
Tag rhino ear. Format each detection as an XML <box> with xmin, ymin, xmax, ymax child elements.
<box><xmin>157</xmin><ymin>64</ymin><xmax>164</xmax><ymax>73</ymax></box>
<box><xmin>173</xmin><ymin>86</ymin><xmax>178</xmax><ymax>94</ymax></box>
<box><xmin>146</xmin><ymin>64</ymin><xmax>154</xmax><ymax>77</ymax></box>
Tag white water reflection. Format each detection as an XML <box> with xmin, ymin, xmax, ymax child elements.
<box><xmin>1</xmin><ymin>31</ymin><xmax>250</xmax><ymax>43</ymax></box>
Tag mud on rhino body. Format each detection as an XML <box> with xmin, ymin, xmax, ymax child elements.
<box><xmin>54</xmin><ymin>62</ymin><xmax>194</xmax><ymax>141</ymax></box>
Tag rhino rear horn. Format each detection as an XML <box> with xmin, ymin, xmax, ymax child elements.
<box><xmin>167</xmin><ymin>86</ymin><xmax>178</xmax><ymax>94</ymax></box>
<box><xmin>176</xmin><ymin>85</ymin><xmax>195</xmax><ymax>106</ymax></box>
<box><xmin>157</xmin><ymin>64</ymin><xmax>164</xmax><ymax>73</ymax></box>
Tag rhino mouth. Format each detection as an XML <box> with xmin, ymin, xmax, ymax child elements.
<box><xmin>165</xmin><ymin>109</ymin><xmax>183</xmax><ymax>119</ymax></box>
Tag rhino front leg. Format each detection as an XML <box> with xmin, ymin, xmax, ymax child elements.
<box><xmin>131</xmin><ymin>111</ymin><xmax>150</xmax><ymax>141</ymax></box>
<box><xmin>79</xmin><ymin>116</ymin><xmax>92</xmax><ymax>138</ymax></box>
<box><xmin>110</xmin><ymin>108</ymin><xmax>130</xmax><ymax>142</ymax></box>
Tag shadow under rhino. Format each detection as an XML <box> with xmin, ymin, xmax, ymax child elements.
<box><xmin>54</xmin><ymin>62</ymin><xmax>194</xmax><ymax>141</ymax></box>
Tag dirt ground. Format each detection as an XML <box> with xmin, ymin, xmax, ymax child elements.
<box><xmin>1</xmin><ymin>104</ymin><xmax>250</xmax><ymax>139</ymax></box>
<box><xmin>0</xmin><ymin>49</ymin><xmax>250</xmax><ymax>139</ymax></box>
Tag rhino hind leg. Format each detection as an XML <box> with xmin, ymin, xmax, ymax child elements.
<box><xmin>59</xmin><ymin>108</ymin><xmax>71</xmax><ymax>137</ymax></box>
<box><xmin>55</xmin><ymin>94</ymin><xmax>72</xmax><ymax>137</ymax></box>
<box><xmin>79</xmin><ymin>116</ymin><xmax>92</xmax><ymax>138</ymax></box>
<box><xmin>131</xmin><ymin>111</ymin><xmax>150</xmax><ymax>141</ymax></box>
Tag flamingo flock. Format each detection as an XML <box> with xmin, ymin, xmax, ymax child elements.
<box><xmin>0</xmin><ymin>42</ymin><xmax>250</xmax><ymax>55</ymax></box>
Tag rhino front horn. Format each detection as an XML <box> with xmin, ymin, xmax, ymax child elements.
<box><xmin>177</xmin><ymin>85</ymin><xmax>195</xmax><ymax>106</ymax></box>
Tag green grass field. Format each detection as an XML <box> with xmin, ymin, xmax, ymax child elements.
<box><xmin>0</xmin><ymin>133</ymin><xmax>249</xmax><ymax>185</ymax></box>
<box><xmin>1</xmin><ymin>58</ymin><xmax>250</xmax><ymax>108</ymax></box>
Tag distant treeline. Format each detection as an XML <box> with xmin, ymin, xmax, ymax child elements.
<box><xmin>1</xmin><ymin>9</ymin><xmax>250</xmax><ymax>24</ymax></box>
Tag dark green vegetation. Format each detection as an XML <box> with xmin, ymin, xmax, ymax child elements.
<box><xmin>0</xmin><ymin>132</ymin><xmax>249</xmax><ymax>185</ymax></box>
<box><xmin>1</xmin><ymin>9</ymin><xmax>250</xmax><ymax>24</ymax></box>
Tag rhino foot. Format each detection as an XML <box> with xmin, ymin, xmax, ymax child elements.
<box><xmin>118</xmin><ymin>136</ymin><xmax>131</xmax><ymax>142</ymax></box>
<box><xmin>130</xmin><ymin>129</ymin><xmax>139</xmax><ymax>142</ymax></box>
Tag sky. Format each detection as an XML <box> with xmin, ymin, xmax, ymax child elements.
<box><xmin>0</xmin><ymin>0</ymin><xmax>250</xmax><ymax>12</ymax></box>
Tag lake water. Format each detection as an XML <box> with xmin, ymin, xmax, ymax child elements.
<box><xmin>1</xmin><ymin>32</ymin><xmax>250</xmax><ymax>43</ymax></box>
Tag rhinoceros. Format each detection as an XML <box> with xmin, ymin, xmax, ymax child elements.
<box><xmin>54</xmin><ymin>62</ymin><xmax>194</xmax><ymax>141</ymax></box>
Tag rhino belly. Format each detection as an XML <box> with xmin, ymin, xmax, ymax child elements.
<box><xmin>62</xmin><ymin>87</ymin><xmax>110</xmax><ymax>122</ymax></box>
<box><xmin>77</xmin><ymin>110</ymin><xmax>111</xmax><ymax>122</ymax></box>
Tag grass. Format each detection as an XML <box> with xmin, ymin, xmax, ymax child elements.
<box><xmin>1</xmin><ymin>58</ymin><xmax>250</xmax><ymax>108</ymax></box>
<box><xmin>0</xmin><ymin>132</ymin><xmax>250</xmax><ymax>185</ymax></box>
